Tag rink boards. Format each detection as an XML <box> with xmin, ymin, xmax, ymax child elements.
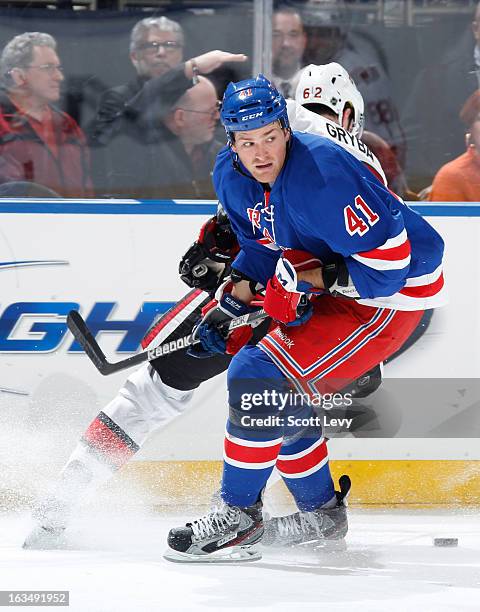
<box><xmin>0</xmin><ymin>198</ymin><xmax>479</xmax><ymax>506</ymax></box>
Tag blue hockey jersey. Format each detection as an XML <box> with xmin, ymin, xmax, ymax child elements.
<box><xmin>213</xmin><ymin>132</ymin><xmax>446</xmax><ymax>311</ymax></box>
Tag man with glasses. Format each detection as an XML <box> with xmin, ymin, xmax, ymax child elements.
<box><xmin>0</xmin><ymin>32</ymin><xmax>93</xmax><ymax>197</ymax></box>
<box><xmin>150</xmin><ymin>76</ymin><xmax>222</xmax><ymax>198</ymax></box>
<box><xmin>89</xmin><ymin>16</ymin><xmax>246</xmax><ymax>198</ymax></box>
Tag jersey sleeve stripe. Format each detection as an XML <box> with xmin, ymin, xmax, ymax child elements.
<box><xmin>363</xmin><ymin>228</ymin><xmax>409</xmax><ymax>251</ymax></box>
<box><xmin>403</xmin><ymin>263</ymin><xmax>443</xmax><ymax>286</ymax></box>
<box><xmin>357</xmin><ymin>240</ymin><xmax>411</xmax><ymax>262</ymax></box>
<box><xmin>400</xmin><ymin>271</ymin><xmax>445</xmax><ymax>298</ymax></box>
<box><xmin>352</xmin><ymin>252</ymin><xmax>411</xmax><ymax>270</ymax></box>
<box><xmin>377</xmin><ymin>229</ymin><xmax>408</xmax><ymax>250</ymax></box>
<box><xmin>352</xmin><ymin>229</ymin><xmax>411</xmax><ymax>270</ymax></box>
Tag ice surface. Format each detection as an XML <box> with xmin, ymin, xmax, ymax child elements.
<box><xmin>2</xmin><ymin>506</ymin><xmax>479</xmax><ymax>611</ymax></box>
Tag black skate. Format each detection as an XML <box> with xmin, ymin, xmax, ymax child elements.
<box><xmin>262</xmin><ymin>475</ymin><xmax>351</xmax><ymax>548</ymax></box>
<box><xmin>23</xmin><ymin>497</ymin><xmax>68</xmax><ymax>550</ymax></box>
<box><xmin>164</xmin><ymin>499</ymin><xmax>264</xmax><ymax>563</ymax></box>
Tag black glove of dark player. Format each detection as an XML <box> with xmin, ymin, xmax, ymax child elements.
<box><xmin>179</xmin><ymin>209</ymin><xmax>239</xmax><ymax>292</ymax></box>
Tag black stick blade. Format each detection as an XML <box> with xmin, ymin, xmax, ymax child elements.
<box><xmin>67</xmin><ymin>310</ymin><xmax>110</xmax><ymax>375</ymax></box>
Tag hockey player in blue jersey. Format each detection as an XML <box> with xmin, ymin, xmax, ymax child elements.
<box><xmin>24</xmin><ymin>64</ymin><xmax>387</xmax><ymax>552</ymax></box>
<box><xmin>165</xmin><ymin>75</ymin><xmax>446</xmax><ymax>562</ymax></box>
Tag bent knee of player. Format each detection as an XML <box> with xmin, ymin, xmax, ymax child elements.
<box><xmin>103</xmin><ymin>365</ymin><xmax>193</xmax><ymax>445</ymax></box>
<box><xmin>227</xmin><ymin>345</ymin><xmax>289</xmax><ymax>428</ymax></box>
<box><xmin>228</xmin><ymin>345</ymin><xmax>285</xmax><ymax>382</ymax></box>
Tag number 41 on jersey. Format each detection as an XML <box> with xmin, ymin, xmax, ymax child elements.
<box><xmin>344</xmin><ymin>195</ymin><xmax>379</xmax><ymax>236</ymax></box>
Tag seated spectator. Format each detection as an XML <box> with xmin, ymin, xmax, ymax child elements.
<box><xmin>429</xmin><ymin>90</ymin><xmax>480</xmax><ymax>202</ymax></box>
<box><xmin>402</xmin><ymin>1</ymin><xmax>480</xmax><ymax>191</ymax></box>
<box><xmin>0</xmin><ymin>32</ymin><xmax>93</xmax><ymax>198</ymax></box>
<box><xmin>107</xmin><ymin>76</ymin><xmax>221</xmax><ymax>199</ymax></box>
<box><xmin>89</xmin><ymin>16</ymin><xmax>246</xmax><ymax>198</ymax></box>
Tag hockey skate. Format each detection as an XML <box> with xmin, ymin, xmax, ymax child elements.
<box><xmin>262</xmin><ymin>475</ymin><xmax>351</xmax><ymax>549</ymax></box>
<box><xmin>23</xmin><ymin>497</ymin><xmax>69</xmax><ymax>550</ymax></box>
<box><xmin>164</xmin><ymin>498</ymin><xmax>264</xmax><ymax>563</ymax></box>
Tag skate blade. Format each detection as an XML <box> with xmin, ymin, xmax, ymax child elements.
<box><xmin>23</xmin><ymin>526</ymin><xmax>67</xmax><ymax>551</ymax></box>
<box><xmin>303</xmin><ymin>538</ymin><xmax>347</xmax><ymax>553</ymax></box>
<box><xmin>163</xmin><ymin>545</ymin><xmax>262</xmax><ymax>564</ymax></box>
<box><xmin>271</xmin><ymin>537</ymin><xmax>347</xmax><ymax>553</ymax></box>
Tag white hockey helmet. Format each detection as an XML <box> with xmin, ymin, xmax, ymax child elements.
<box><xmin>295</xmin><ymin>62</ymin><xmax>365</xmax><ymax>137</ymax></box>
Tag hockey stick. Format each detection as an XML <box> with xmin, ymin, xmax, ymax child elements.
<box><xmin>67</xmin><ymin>308</ymin><xmax>269</xmax><ymax>377</ymax></box>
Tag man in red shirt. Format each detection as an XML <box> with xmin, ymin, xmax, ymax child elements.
<box><xmin>0</xmin><ymin>32</ymin><xmax>93</xmax><ymax>197</ymax></box>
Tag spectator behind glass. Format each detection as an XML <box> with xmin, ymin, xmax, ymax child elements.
<box><xmin>361</xmin><ymin>131</ymin><xmax>418</xmax><ymax>201</ymax></box>
<box><xmin>0</xmin><ymin>32</ymin><xmax>93</xmax><ymax>197</ymax></box>
<box><xmin>150</xmin><ymin>76</ymin><xmax>221</xmax><ymax>199</ymax></box>
<box><xmin>89</xmin><ymin>16</ymin><xmax>246</xmax><ymax>198</ymax></box>
<box><xmin>271</xmin><ymin>3</ymin><xmax>405</xmax><ymax>167</ymax></box>
<box><xmin>272</xmin><ymin>5</ymin><xmax>307</xmax><ymax>98</ymax></box>
<box><xmin>429</xmin><ymin>90</ymin><xmax>480</xmax><ymax>202</ymax></box>
<box><xmin>402</xmin><ymin>2</ymin><xmax>480</xmax><ymax>191</ymax></box>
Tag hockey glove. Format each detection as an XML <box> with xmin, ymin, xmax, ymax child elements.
<box><xmin>179</xmin><ymin>213</ymin><xmax>240</xmax><ymax>292</ymax></box>
<box><xmin>189</xmin><ymin>282</ymin><xmax>255</xmax><ymax>358</ymax></box>
<box><xmin>322</xmin><ymin>260</ymin><xmax>360</xmax><ymax>299</ymax></box>
<box><xmin>264</xmin><ymin>250</ymin><xmax>322</xmax><ymax>326</ymax></box>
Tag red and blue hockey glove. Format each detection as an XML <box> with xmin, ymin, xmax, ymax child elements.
<box><xmin>189</xmin><ymin>281</ymin><xmax>256</xmax><ymax>358</ymax></box>
<box><xmin>264</xmin><ymin>250</ymin><xmax>322</xmax><ymax>326</ymax></box>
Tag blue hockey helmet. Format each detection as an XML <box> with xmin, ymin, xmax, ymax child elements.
<box><xmin>220</xmin><ymin>74</ymin><xmax>289</xmax><ymax>138</ymax></box>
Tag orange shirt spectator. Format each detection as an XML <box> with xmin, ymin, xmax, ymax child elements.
<box><xmin>430</xmin><ymin>89</ymin><xmax>480</xmax><ymax>201</ymax></box>
<box><xmin>429</xmin><ymin>148</ymin><xmax>480</xmax><ymax>202</ymax></box>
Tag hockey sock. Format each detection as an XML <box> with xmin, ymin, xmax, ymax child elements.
<box><xmin>81</xmin><ymin>410</ymin><xmax>140</xmax><ymax>471</ymax></box>
<box><xmin>50</xmin><ymin>411</ymin><xmax>140</xmax><ymax>508</ymax></box>
<box><xmin>277</xmin><ymin>435</ymin><xmax>335</xmax><ymax>511</ymax></box>
<box><xmin>222</xmin><ymin>345</ymin><xmax>288</xmax><ymax>507</ymax></box>
<box><xmin>222</xmin><ymin>422</ymin><xmax>283</xmax><ymax>507</ymax></box>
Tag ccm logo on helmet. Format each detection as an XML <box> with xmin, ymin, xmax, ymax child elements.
<box><xmin>242</xmin><ymin>112</ymin><xmax>263</xmax><ymax>121</ymax></box>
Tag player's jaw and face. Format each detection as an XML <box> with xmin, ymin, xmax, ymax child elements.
<box><xmin>232</xmin><ymin>122</ymin><xmax>290</xmax><ymax>184</ymax></box>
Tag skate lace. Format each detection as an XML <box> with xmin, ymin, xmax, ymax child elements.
<box><xmin>276</xmin><ymin>512</ymin><xmax>323</xmax><ymax>538</ymax></box>
<box><xmin>190</xmin><ymin>503</ymin><xmax>240</xmax><ymax>541</ymax></box>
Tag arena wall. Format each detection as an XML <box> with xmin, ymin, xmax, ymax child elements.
<box><xmin>0</xmin><ymin>199</ymin><xmax>478</xmax><ymax>506</ymax></box>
